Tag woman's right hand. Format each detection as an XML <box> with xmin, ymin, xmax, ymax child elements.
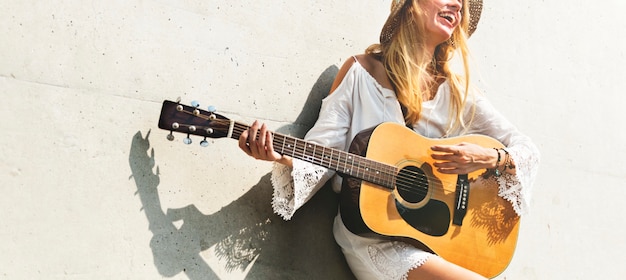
<box><xmin>238</xmin><ymin>120</ymin><xmax>292</xmax><ymax>166</ymax></box>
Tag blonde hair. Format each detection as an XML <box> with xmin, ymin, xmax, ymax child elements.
<box><xmin>367</xmin><ymin>0</ymin><xmax>475</xmax><ymax>133</ymax></box>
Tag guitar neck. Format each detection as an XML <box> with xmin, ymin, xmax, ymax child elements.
<box><xmin>230</xmin><ymin>122</ymin><xmax>396</xmax><ymax>190</ymax></box>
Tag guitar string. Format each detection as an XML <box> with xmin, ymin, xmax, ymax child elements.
<box><xmin>229</xmin><ymin>124</ymin><xmax>465</xmax><ymax>198</ymax></box>
<box><xmin>228</xmin><ymin>124</ymin><xmax>439</xmax><ymax>196</ymax></box>
<box><xmin>221</xmin><ymin>119</ymin><xmax>469</xmax><ymax>197</ymax></box>
<box><xmin>269</xmin><ymin>137</ymin><xmax>448</xmax><ymax>197</ymax></box>
<box><xmin>253</xmin><ymin>130</ymin><xmax>457</xmax><ymax>199</ymax></box>
<box><xmin>176</xmin><ymin>110</ymin><xmax>482</xmax><ymax>198</ymax></box>
<box><xmin>175</xmin><ymin>111</ymin><xmax>465</xmax><ymax>198</ymax></box>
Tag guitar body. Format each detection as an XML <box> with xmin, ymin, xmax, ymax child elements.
<box><xmin>339</xmin><ymin>122</ymin><xmax>520</xmax><ymax>278</ymax></box>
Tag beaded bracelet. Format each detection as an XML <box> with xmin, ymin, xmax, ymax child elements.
<box><xmin>493</xmin><ymin>148</ymin><xmax>502</xmax><ymax>177</ymax></box>
<box><xmin>500</xmin><ymin>148</ymin><xmax>511</xmax><ymax>172</ymax></box>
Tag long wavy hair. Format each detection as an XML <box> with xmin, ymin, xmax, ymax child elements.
<box><xmin>366</xmin><ymin>0</ymin><xmax>475</xmax><ymax>133</ymax></box>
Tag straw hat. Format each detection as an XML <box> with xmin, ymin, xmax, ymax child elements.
<box><xmin>381</xmin><ymin>0</ymin><xmax>483</xmax><ymax>44</ymax></box>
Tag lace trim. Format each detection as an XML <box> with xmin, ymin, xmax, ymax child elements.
<box><xmin>270</xmin><ymin>160</ymin><xmax>330</xmax><ymax>220</ymax></box>
<box><xmin>496</xmin><ymin>142</ymin><xmax>541</xmax><ymax>216</ymax></box>
<box><xmin>367</xmin><ymin>241</ymin><xmax>432</xmax><ymax>280</ymax></box>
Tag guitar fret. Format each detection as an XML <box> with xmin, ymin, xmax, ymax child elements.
<box><xmin>355</xmin><ymin>157</ymin><xmax>362</xmax><ymax>179</ymax></box>
<box><xmin>385</xmin><ymin>163</ymin><xmax>396</xmax><ymax>187</ymax></box>
<box><xmin>280</xmin><ymin>135</ymin><xmax>286</xmax><ymax>155</ymax></box>
<box><xmin>382</xmin><ymin>162</ymin><xmax>390</xmax><ymax>186</ymax></box>
<box><xmin>269</xmin><ymin>131</ymin><xmax>394</xmax><ymax>190</ymax></box>
<box><xmin>320</xmin><ymin>146</ymin><xmax>327</xmax><ymax>167</ymax></box>
<box><xmin>305</xmin><ymin>143</ymin><xmax>315</xmax><ymax>164</ymax></box>
<box><xmin>340</xmin><ymin>153</ymin><xmax>344</xmax><ymax>173</ymax></box>
<box><xmin>358</xmin><ymin>158</ymin><xmax>365</xmax><ymax>181</ymax></box>
<box><xmin>311</xmin><ymin>144</ymin><xmax>316</xmax><ymax>166</ymax></box>
<box><xmin>374</xmin><ymin>163</ymin><xmax>380</xmax><ymax>185</ymax></box>
<box><xmin>302</xmin><ymin>142</ymin><xmax>309</xmax><ymax>161</ymax></box>
<box><xmin>352</xmin><ymin>156</ymin><xmax>357</xmax><ymax>175</ymax></box>
<box><xmin>365</xmin><ymin>160</ymin><xmax>371</xmax><ymax>180</ymax></box>
<box><xmin>299</xmin><ymin>139</ymin><xmax>306</xmax><ymax>160</ymax></box>
<box><xmin>350</xmin><ymin>154</ymin><xmax>355</xmax><ymax>176</ymax></box>
<box><xmin>343</xmin><ymin>153</ymin><xmax>347</xmax><ymax>174</ymax></box>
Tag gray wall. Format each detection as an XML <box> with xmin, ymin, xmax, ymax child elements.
<box><xmin>2</xmin><ymin>0</ymin><xmax>625</xmax><ymax>279</ymax></box>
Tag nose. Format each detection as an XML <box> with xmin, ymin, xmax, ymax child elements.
<box><xmin>451</xmin><ymin>0</ymin><xmax>462</xmax><ymax>11</ymax></box>
<box><xmin>441</xmin><ymin>3</ymin><xmax>459</xmax><ymax>16</ymax></box>
<box><xmin>445</xmin><ymin>0</ymin><xmax>462</xmax><ymax>11</ymax></box>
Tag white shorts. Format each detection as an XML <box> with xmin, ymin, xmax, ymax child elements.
<box><xmin>332</xmin><ymin>214</ymin><xmax>434</xmax><ymax>280</ymax></box>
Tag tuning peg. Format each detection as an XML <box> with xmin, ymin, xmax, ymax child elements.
<box><xmin>200</xmin><ymin>137</ymin><xmax>209</xmax><ymax>147</ymax></box>
<box><xmin>191</xmin><ymin>101</ymin><xmax>200</xmax><ymax>107</ymax></box>
<box><xmin>183</xmin><ymin>134</ymin><xmax>192</xmax><ymax>145</ymax></box>
<box><xmin>167</xmin><ymin>131</ymin><xmax>175</xmax><ymax>141</ymax></box>
<box><xmin>207</xmin><ymin>105</ymin><xmax>217</xmax><ymax>113</ymax></box>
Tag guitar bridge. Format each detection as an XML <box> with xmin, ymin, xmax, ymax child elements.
<box><xmin>453</xmin><ymin>174</ymin><xmax>470</xmax><ymax>226</ymax></box>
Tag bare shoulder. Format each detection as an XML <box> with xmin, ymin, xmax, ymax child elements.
<box><xmin>329</xmin><ymin>54</ymin><xmax>393</xmax><ymax>94</ymax></box>
<box><xmin>354</xmin><ymin>54</ymin><xmax>393</xmax><ymax>90</ymax></box>
<box><xmin>329</xmin><ymin>56</ymin><xmax>357</xmax><ymax>93</ymax></box>
<box><xmin>353</xmin><ymin>53</ymin><xmax>382</xmax><ymax>72</ymax></box>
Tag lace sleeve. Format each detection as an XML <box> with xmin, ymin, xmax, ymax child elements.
<box><xmin>468</xmin><ymin>96</ymin><xmax>541</xmax><ymax>216</ymax></box>
<box><xmin>270</xmin><ymin>159</ymin><xmax>335</xmax><ymax>220</ymax></box>
<box><xmin>495</xmin><ymin>141</ymin><xmax>541</xmax><ymax>215</ymax></box>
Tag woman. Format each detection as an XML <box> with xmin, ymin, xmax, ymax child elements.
<box><xmin>239</xmin><ymin>0</ymin><xmax>540</xmax><ymax>279</ymax></box>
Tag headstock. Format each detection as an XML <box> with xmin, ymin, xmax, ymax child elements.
<box><xmin>158</xmin><ymin>99</ymin><xmax>233</xmax><ymax>146</ymax></box>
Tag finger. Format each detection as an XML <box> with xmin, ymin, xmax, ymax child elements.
<box><xmin>257</xmin><ymin>123</ymin><xmax>268</xmax><ymax>149</ymax></box>
<box><xmin>248</xmin><ymin>121</ymin><xmax>260</xmax><ymax>143</ymax></box>
<box><xmin>431</xmin><ymin>153</ymin><xmax>455</xmax><ymax>161</ymax></box>
<box><xmin>430</xmin><ymin>145</ymin><xmax>456</xmax><ymax>154</ymax></box>
<box><xmin>247</xmin><ymin>121</ymin><xmax>262</xmax><ymax>157</ymax></box>
<box><xmin>434</xmin><ymin>163</ymin><xmax>465</xmax><ymax>174</ymax></box>
<box><xmin>437</xmin><ymin>167</ymin><xmax>460</xmax><ymax>174</ymax></box>
<box><xmin>433</xmin><ymin>160</ymin><xmax>457</xmax><ymax>169</ymax></box>
<box><xmin>238</xmin><ymin>129</ymin><xmax>251</xmax><ymax>155</ymax></box>
<box><xmin>265</xmin><ymin>130</ymin><xmax>281</xmax><ymax>160</ymax></box>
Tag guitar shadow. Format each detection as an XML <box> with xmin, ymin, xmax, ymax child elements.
<box><xmin>129</xmin><ymin>65</ymin><xmax>356</xmax><ymax>279</ymax></box>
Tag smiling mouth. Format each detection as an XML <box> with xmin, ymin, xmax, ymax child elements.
<box><xmin>438</xmin><ymin>12</ymin><xmax>456</xmax><ymax>25</ymax></box>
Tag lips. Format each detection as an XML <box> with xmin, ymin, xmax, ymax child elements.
<box><xmin>438</xmin><ymin>11</ymin><xmax>457</xmax><ymax>25</ymax></box>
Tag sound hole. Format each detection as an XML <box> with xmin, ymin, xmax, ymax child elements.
<box><xmin>394</xmin><ymin>164</ymin><xmax>450</xmax><ymax>236</ymax></box>
<box><xmin>396</xmin><ymin>165</ymin><xmax>428</xmax><ymax>205</ymax></box>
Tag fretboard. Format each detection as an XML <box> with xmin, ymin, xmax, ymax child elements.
<box><xmin>230</xmin><ymin>122</ymin><xmax>397</xmax><ymax>190</ymax></box>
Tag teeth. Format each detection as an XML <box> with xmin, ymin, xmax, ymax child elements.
<box><xmin>438</xmin><ymin>12</ymin><xmax>455</xmax><ymax>23</ymax></box>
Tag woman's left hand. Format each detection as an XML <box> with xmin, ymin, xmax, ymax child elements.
<box><xmin>430</xmin><ymin>143</ymin><xmax>497</xmax><ymax>174</ymax></box>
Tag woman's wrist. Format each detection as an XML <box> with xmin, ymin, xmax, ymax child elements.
<box><xmin>276</xmin><ymin>156</ymin><xmax>293</xmax><ymax>168</ymax></box>
<box><xmin>492</xmin><ymin>148</ymin><xmax>503</xmax><ymax>176</ymax></box>
<box><xmin>491</xmin><ymin>147</ymin><xmax>515</xmax><ymax>176</ymax></box>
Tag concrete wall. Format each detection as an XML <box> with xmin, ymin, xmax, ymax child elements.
<box><xmin>1</xmin><ymin>0</ymin><xmax>625</xmax><ymax>279</ymax></box>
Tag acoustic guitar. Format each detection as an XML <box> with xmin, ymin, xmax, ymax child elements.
<box><xmin>157</xmin><ymin>99</ymin><xmax>520</xmax><ymax>278</ymax></box>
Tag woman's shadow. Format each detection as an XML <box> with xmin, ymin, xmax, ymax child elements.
<box><xmin>129</xmin><ymin>65</ymin><xmax>356</xmax><ymax>280</ymax></box>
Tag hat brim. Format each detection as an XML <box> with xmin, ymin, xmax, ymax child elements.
<box><xmin>467</xmin><ymin>0</ymin><xmax>483</xmax><ymax>36</ymax></box>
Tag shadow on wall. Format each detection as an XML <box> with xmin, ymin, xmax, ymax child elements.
<box><xmin>284</xmin><ymin>65</ymin><xmax>340</xmax><ymax>135</ymax></box>
<box><xmin>129</xmin><ymin>65</ymin><xmax>356</xmax><ymax>279</ymax></box>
